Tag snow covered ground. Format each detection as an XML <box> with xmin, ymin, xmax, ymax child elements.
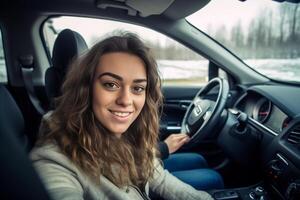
<box><xmin>157</xmin><ymin>60</ymin><xmax>208</xmax><ymax>80</ymax></box>
<box><xmin>158</xmin><ymin>59</ymin><xmax>300</xmax><ymax>82</ymax></box>
<box><xmin>244</xmin><ymin>59</ymin><xmax>300</xmax><ymax>82</ymax></box>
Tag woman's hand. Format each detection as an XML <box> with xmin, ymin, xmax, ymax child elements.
<box><xmin>164</xmin><ymin>133</ymin><xmax>190</xmax><ymax>154</ymax></box>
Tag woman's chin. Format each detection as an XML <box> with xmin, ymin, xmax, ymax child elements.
<box><xmin>109</xmin><ymin>127</ymin><xmax>129</xmax><ymax>138</ymax></box>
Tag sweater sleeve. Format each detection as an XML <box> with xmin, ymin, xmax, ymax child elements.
<box><xmin>149</xmin><ymin>159</ymin><xmax>213</xmax><ymax>200</ymax></box>
<box><xmin>35</xmin><ymin>160</ymin><xmax>84</xmax><ymax>200</ymax></box>
<box><xmin>30</xmin><ymin>146</ymin><xmax>85</xmax><ymax>200</ymax></box>
<box><xmin>158</xmin><ymin>141</ymin><xmax>170</xmax><ymax>160</ymax></box>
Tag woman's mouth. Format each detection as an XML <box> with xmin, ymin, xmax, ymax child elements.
<box><xmin>111</xmin><ymin>111</ymin><xmax>131</xmax><ymax>117</ymax></box>
<box><xmin>109</xmin><ymin>110</ymin><xmax>133</xmax><ymax>118</ymax></box>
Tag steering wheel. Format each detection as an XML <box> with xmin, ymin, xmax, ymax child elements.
<box><xmin>181</xmin><ymin>77</ymin><xmax>229</xmax><ymax>145</ymax></box>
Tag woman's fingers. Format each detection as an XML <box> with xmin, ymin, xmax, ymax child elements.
<box><xmin>164</xmin><ymin>133</ymin><xmax>190</xmax><ymax>154</ymax></box>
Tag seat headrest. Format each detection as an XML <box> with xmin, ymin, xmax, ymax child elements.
<box><xmin>45</xmin><ymin>29</ymin><xmax>88</xmax><ymax>105</ymax></box>
<box><xmin>0</xmin><ymin>85</ymin><xmax>27</xmax><ymax>148</ymax></box>
<box><xmin>52</xmin><ymin>29</ymin><xmax>88</xmax><ymax>72</ymax></box>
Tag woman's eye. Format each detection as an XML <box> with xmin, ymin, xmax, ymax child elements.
<box><xmin>132</xmin><ymin>86</ymin><xmax>145</xmax><ymax>94</ymax></box>
<box><xmin>103</xmin><ymin>82</ymin><xmax>118</xmax><ymax>90</ymax></box>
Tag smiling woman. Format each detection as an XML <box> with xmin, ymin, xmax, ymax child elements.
<box><xmin>30</xmin><ymin>32</ymin><xmax>213</xmax><ymax>200</ymax></box>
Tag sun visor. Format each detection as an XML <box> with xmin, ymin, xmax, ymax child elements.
<box><xmin>163</xmin><ymin>0</ymin><xmax>211</xmax><ymax>20</ymax></box>
<box><xmin>125</xmin><ymin>0</ymin><xmax>174</xmax><ymax>17</ymax></box>
<box><xmin>96</xmin><ymin>0</ymin><xmax>174</xmax><ymax>17</ymax></box>
<box><xmin>96</xmin><ymin>0</ymin><xmax>211</xmax><ymax>19</ymax></box>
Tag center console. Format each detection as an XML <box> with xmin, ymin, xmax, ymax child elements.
<box><xmin>209</xmin><ymin>156</ymin><xmax>300</xmax><ymax>200</ymax></box>
<box><xmin>213</xmin><ymin>113</ymin><xmax>300</xmax><ymax>200</ymax></box>
<box><xmin>209</xmin><ymin>184</ymin><xmax>270</xmax><ymax>200</ymax></box>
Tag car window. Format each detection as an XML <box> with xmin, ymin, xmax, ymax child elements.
<box><xmin>0</xmin><ymin>30</ymin><xmax>7</xmax><ymax>83</ymax></box>
<box><xmin>187</xmin><ymin>0</ymin><xmax>300</xmax><ymax>83</ymax></box>
<box><xmin>43</xmin><ymin>17</ymin><xmax>208</xmax><ymax>87</ymax></box>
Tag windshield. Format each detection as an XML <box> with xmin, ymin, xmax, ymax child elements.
<box><xmin>186</xmin><ymin>0</ymin><xmax>300</xmax><ymax>83</ymax></box>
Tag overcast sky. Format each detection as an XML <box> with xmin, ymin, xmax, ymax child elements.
<box><xmin>187</xmin><ymin>0</ymin><xmax>280</xmax><ymax>32</ymax></box>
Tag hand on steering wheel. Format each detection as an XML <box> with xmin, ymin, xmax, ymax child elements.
<box><xmin>164</xmin><ymin>133</ymin><xmax>190</xmax><ymax>154</ymax></box>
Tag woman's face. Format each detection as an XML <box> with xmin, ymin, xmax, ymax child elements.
<box><xmin>92</xmin><ymin>52</ymin><xmax>147</xmax><ymax>137</ymax></box>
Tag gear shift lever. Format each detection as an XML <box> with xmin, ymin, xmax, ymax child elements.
<box><xmin>249</xmin><ymin>186</ymin><xmax>266</xmax><ymax>200</ymax></box>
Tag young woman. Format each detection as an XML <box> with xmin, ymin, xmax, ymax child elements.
<box><xmin>30</xmin><ymin>32</ymin><xmax>213</xmax><ymax>200</ymax></box>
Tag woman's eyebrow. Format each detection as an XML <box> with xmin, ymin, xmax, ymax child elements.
<box><xmin>133</xmin><ymin>79</ymin><xmax>147</xmax><ymax>84</ymax></box>
<box><xmin>98</xmin><ymin>72</ymin><xmax>147</xmax><ymax>83</ymax></box>
<box><xmin>98</xmin><ymin>72</ymin><xmax>122</xmax><ymax>80</ymax></box>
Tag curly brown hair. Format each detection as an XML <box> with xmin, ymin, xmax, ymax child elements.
<box><xmin>38</xmin><ymin>32</ymin><xmax>163</xmax><ymax>188</ymax></box>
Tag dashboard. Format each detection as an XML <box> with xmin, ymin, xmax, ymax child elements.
<box><xmin>234</xmin><ymin>84</ymin><xmax>300</xmax><ymax>134</ymax></box>
<box><xmin>232</xmin><ymin>84</ymin><xmax>300</xmax><ymax>199</ymax></box>
<box><xmin>235</xmin><ymin>91</ymin><xmax>290</xmax><ymax>135</ymax></box>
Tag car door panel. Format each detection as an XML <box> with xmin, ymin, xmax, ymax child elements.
<box><xmin>160</xmin><ymin>86</ymin><xmax>201</xmax><ymax>139</ymax></box>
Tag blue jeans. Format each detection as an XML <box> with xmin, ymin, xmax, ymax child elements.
<box><xmin>163</xmin><ymin>153</ymin><xmax>224</xmax><ymax>190</ymax></box>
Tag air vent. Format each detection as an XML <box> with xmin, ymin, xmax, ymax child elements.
<box><xmin>287</xmin><ymin>124</ymin><xmax>300</xmax><ymax>144</ymax></box>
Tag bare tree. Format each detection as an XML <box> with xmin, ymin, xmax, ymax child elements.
<box><xmin>278</xmin><ymin>4</ymin><xmax>288</xmax><ymax>44</ymax></box>
<box><xmin>247</xmin><ymin>20</ymin><xmax>256</xmax><ymax>49</ymax></box>
<box><xmin>231</xmin><ymin>20</ymin><xmax>244</xmax><ymax>47</ymax></box>
<box><xmin>267</xmin><ymin>9</ymin><xmax>274</xmax><ymax>46</ymax></box>
<box><xmin>290</xmin><ymin>4</ymin><xmax>299</xmax><ymax>41</ymax></box>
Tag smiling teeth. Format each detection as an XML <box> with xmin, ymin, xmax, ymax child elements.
<box><xmin>112</xmin><ymin>112</ymin><xmax>130</xmax><ymax>117</ymax></box>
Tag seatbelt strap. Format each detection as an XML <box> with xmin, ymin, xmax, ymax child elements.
<box><xmin>19</xmin><ymin>55</ymin><xmax>45</xmax><ymax>115</ymax></box>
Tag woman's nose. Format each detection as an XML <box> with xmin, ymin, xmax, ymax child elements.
<box><xmin>116</xmin><ymin>88</ymin><xmax>132</xmax><ymax>106</ymax></box>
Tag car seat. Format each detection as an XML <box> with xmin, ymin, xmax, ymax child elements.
<box><xmin>0</xmin><ymin>84</ymin><xmax>52</xmax><ymax>200</ymax></box>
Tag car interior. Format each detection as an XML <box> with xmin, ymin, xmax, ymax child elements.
<box><xmin>1</xmin><ymin>0</ymin><xmax>300</xmax><ymax>199</ymax></box>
